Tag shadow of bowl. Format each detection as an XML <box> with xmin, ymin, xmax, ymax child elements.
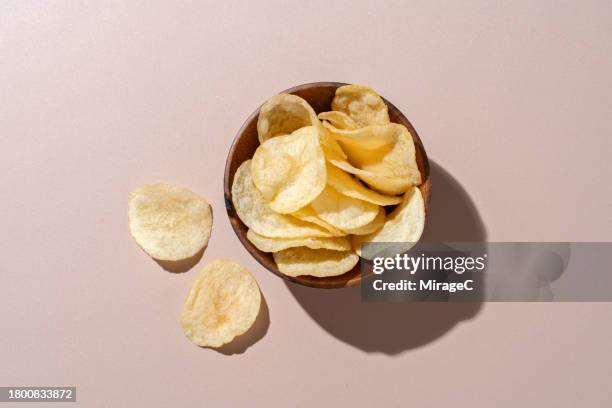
<box><xmin>286</xmin><ymin>161</ymin><xmax>487</xmax><ymax>354</ymax></box>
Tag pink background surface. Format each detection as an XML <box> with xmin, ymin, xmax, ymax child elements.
<box><xmin>1</xmin><ymin>1</ymin><xmax>611</xmax><ymax>406</ymax></box>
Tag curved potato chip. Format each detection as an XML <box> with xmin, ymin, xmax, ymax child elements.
<box><xmin>291</xmin><ymin>206</ymin><xmax>347</xmax><ymax>236</ymax></box>
<box><xmin>325</xmin><ymin>123</ymin><xmax>421</xmax><ymax>195</ymax></box>
<box><xmin>352</xmin><ymin>186</ymin><xmax>425</xmax><ymax>258</ymax></box>
<box><xmin>332</xmin><ymin>85</ymin><xmax>390</xmax><ymax>127</ymax></box>
<box><xmin>328</xmin><ymin>155</ymin><xmax>376</xmax><ymax>178</ymax></box>
<box><xmin>328</xmin><ymin>156</ymin><xmax>407</xmax><ymax>196</ymax></box>
<box><xmin>273</xmin><ymin>247</ymin><xmax>359</xmax><ymax>277</ymax></box>
<box><xmin>251</xmin><ymin>126</ymin><xmax>326</xmax><ymax>214</ymax></box>
<box><xmin>322</xmin><ymin>122</ymin><xmax>396</xmax><ymax>150</ymax></box>
<box><xmin>128</xmin><ymin>184</ymin><xmax>212</xmax><ymax>261</ymax></box>
<box><xmin>348</xmin><ymin>124</ymin><xmax>421</xmax><ymax>195</ymax></box>
<box><xmin>310</xmin><ymin>185</ymin><xmax>380</xmax><ymax>231</ymax></box>
<box><xmin>357</xmin><ymin>173</ymin><xmax>413</xmax><ymax>196</ymax></box>
<box><xmin>257</xmin><ymin>93</ymin><xmax>319</xmax><ymax>143</ymax></box>
<box><xmin>318</xmin><ymin>111</ymin><xmax>358</xmax><ymax>130</ymax></box>
<box><xmin>180</xmin><ymin>259</ymin><xmax>261</xmax><ymax>348</ymax></box>
<box><xmin>326</xmin><ymin>164</ymin><xmax>401</xmax><ymax>206</ymax></box>
<box><xmin>247</xmin><ymin>229</ymin><xmax>351</xmax><ymax>252</ymax></box>
<box><xmin>318</xmin><ymin>127</ymin><xmax>347</xmax><ymax>161</ymax></box>
<box><xmin>342</xmin><ymin>206</ymin><xmax>385</xmax><ymax>235</ymax></box>
<box><xmin>232</xmin><ymin>160</ymin><xmax>333</xmax><ymax>238</ymax></box>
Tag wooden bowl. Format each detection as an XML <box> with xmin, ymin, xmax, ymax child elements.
<box><xmin>224</xmin><ymin>82</ymin><xmax>430</xmax><ymax>288</ymax></box>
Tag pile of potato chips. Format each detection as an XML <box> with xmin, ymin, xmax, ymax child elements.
<box><xmin>232</xmin><ymin>85</ymin><xmax>426</xmax><ymax>278</ymax></box>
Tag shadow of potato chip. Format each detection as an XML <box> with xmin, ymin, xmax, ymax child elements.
<box><xmin>286</xmin><ymin>160</ymin><xmax>487</xmax><ymax>354</ymax></box>
<box><xmin>155</xmin><ymin>246</ymin><xmax>206</xmax><ymax>273</ymax></box>
<box><xmin>215</xmin><ymin>293</ymin><xmax>270</xmax><ymax>355</ymax></box>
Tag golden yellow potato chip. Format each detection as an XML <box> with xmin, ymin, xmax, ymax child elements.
<box><xmin>247</xmin><ymin>229</ymin><xmax>351</xmax><ymax>252</ymax></box>
<box><xmin>290</xmin><ymin>206</ymin><xmax>347</xmax><ymax>236</ymax></box>
<box><xmin>331</xmin><ymin>85</ymin><xmax>390</xmax><ymax>127</ymax></box>
<box><xmin>349</xmin><ymin>124</ymin><xmax>421</xmax><ymax>195</ymax></box>
<box><xmin>325</xmin><ymin>123</ymin><xmax>421</xmax><ymax>195</ymax></box>
<box><xmin>318</xmin><ymin>127</ymin><xmax>347</xmax><ymax>161</ymax></box>
<box><xmin>232</xmin><ymin>160</ymin><xmax>333</xmax><ymax>238</ymax></box>
<box><xmin>322</xmin><ymin>122</ymin><xmax>396</xmax><ymax>150</ymax></box>
<box><xmin>273</xmin><ymin>247</ymin><xmax>359</xmax><ymax>277</ymax></box>
<box><xmin>128</xmin><ymin>184</ymin><xmax>212</xmax><ymax>261</ymax></box>
<box><xmin>352</xmin><ymin>186</ymin><xmax>425</xmax><ymax>258</ymax></box>
<box><xmin>327</xmin><ymin>156</ymin><xmax>408</xmax><ymax>197</ymax></box>
<box><xmin>251</xmin><ymin>126</ymin><xmax>326</xmax><ymax>214</ymax></box>
<box><xmin>327</xmin><ymin>155</ymin><xmax>375</xmax><ymax>177</ymax></box>
<box><xmin>342</xmin><ymin>206</ymin><xmax>385</xmax><ymax>235</ymax></box>
<box><xmin>318</xmin><ymin>111</ymin><xmax>358</xmax><ymax>130</ymax></box>
<box><xmin>257</xmin><ymin>93</ymin><xmax>319</xmax><ymax>143</ymax></box>
<box><xmin>326</xmin><ymin>164</ymin><xmax>401</xmax><ymax>206</ymax></box>
<box><xmin>310</xmin><ymin>185</ymin><xmax>380</xmax><ymax>231</ymax></box>
<box><xmin>180</xmin><ymin>259</ymin><xmax>261</xmax><ymax>348</ymax></box>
